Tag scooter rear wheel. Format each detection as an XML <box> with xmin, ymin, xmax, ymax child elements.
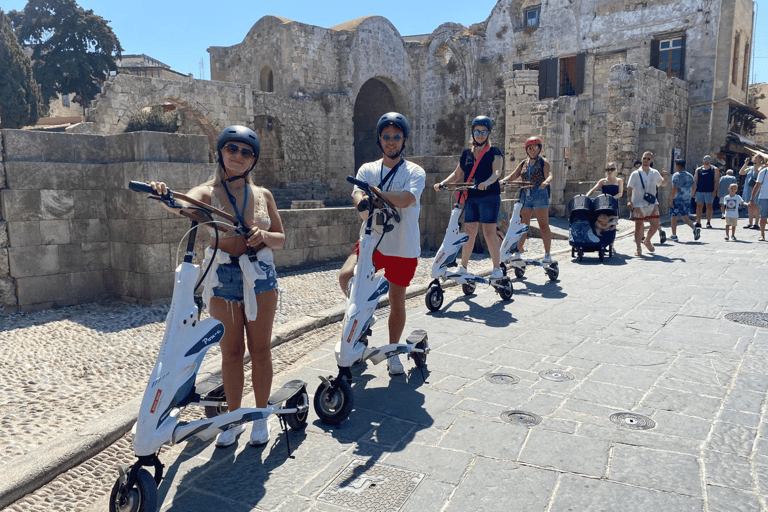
<box><xmin>514</xmin><ymin>266</ymin><xmax>525</xmax><ymax>279</ymax></box>
<box><xmin>314</xmin><ymin>378</ymin><xmax>353</xmax><ymax>425</ymax></box>
<box><xmin>461</xmin><ymin>282</ymin><xmax>476</xmax><ymax>295</ymax></box>
<box><xmin>546</xmin><ymin>264</ymin><xmax>560</xmax><ymax>281</ymax></box>
<box><xmin>109</xmin><ymin>468</ymin><xmax>157</xmax><ymax>512</ymax></box>
<box><xmin>411</xmin><ymin>339</ymin><xmax>428</xmax><ymax>368</ymax></box>
<box><xmin>285</xmin><ymin>390</ymin><xmax>309</xmax><ymax>430</ymax></box>
<box><xmin>425</xmin><ymin>286</ymin><xmax>444</xmax><ymax>312</ymax></box>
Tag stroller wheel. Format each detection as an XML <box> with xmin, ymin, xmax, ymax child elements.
<box><xmin>599</xmin><ymin>248</ymin><xmax>605</xmax><ymax>262</ymax></box>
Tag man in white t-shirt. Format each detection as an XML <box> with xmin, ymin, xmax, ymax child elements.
<box><xmin>338</xmin><ymin>112</ymin><xmax>426</xmax><ymax>375</ymax></box>
<box><xmin>749</xmin><ymin>154</ymin><xmax>768</xmax><ymax>241</ymax></box>
<box><xmin>626</xmin><ymin>151</ymin><xmax>668</xmax><ymax>256</ymax></box>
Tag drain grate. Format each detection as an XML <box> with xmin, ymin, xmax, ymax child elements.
<box><xmin>317</xmin><ymin>459</ymin><xmax>425</xmax><ymax>512</ymax></box>
<box><xmin>485</xmin><ymin>372</ymin><xmax>521</xmax><ymax>385</ymax></box>
<box><xmin>725</xmin><ymin>312</ymin><xmax>768</xmax><ymax>328</ymax></box>
<box><xmin>610</xmin><ymin>412</ymin><xmax>656</xmax><ymax>430</ymax></box>
<box><xmin>500</xmin><ymin>410</ymin><xmax>542</xmax><ymax>426</ymax></box>
<box><xmin>538</xmin><ymin>369</ymin><xmax>574</xmax><ymax>382</ymax></box>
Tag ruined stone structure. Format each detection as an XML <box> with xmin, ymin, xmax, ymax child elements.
<box><xmin>81</xmin><ymin>0</ymin><xmax>756</xmax><ymax>213</ymax></box>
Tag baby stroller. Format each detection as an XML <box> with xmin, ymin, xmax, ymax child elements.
<box><xmin>568</xmin><ymin>194</ymin><xmax>618</xmax><ymax>262</ymax></box>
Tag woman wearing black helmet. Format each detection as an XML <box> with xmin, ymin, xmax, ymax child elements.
<box><xmin>501</xmin><ymin>136</ymin><xmax>554</xmax><ymax>263</ymax></box>
<box><xmin>149</xmin><ymin>125</ymin><xmax>284</xmax><ymax>448</ymax></box>
<box><xmin>434</xmin><ymin>115</ymin><xmax>504</xmax><ymax>279</ymax></box>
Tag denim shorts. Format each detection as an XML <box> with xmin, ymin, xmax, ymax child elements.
<box><xmin>464</xmin><ymin>194</ymin><xmax>501</xmax><ymax>223</ymax></box>
<box><xmin>520</xmin><ymin>187</ymin><xmax>550</xmax><ymax>210</ymax></box>
<box><xmin>695</xmin><ymin>191</ymin><xmax>715</xmax><ymax>204</ymax></box>
<box><xmin>213</xmin><ymin>260</ymin><xmax>278</xmax><ymax>302</ymax></box>
<box><xmin>760</xmin><ymin>199</ymin><xmax>768</xmax><ymax>218</ymax></box>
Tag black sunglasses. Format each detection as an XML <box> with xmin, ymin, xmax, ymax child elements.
<box><xmin>224</xmin><ymin>143</ymin><xmax>254</xmax><ymax>158</ymax></box>
<box><xmin>605</xmin><ymin>167</ymin><xmax>616</xmax><ymax>171</ymax></box>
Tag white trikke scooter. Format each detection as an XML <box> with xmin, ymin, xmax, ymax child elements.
<box><xmin>425</xmin><ymin>184</ymin><xmax>513</xmax><ymax>312</ymax></box>
<box><xmin>313</xmin><ymin>177</ymin><xmax>429</xmax><ymax>425</ymax></box>
<box><xmin>498</xmin><ymin>185</ymin><xmax>560</xmax><ymax>281</ymax></box>
<box><xmin>109</xmin><ymin>182</ymin><xmax>310</xmax><ymax>512</ymax></box>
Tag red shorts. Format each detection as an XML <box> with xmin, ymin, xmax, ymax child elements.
<box><xmin>352</xmin><ymin>241</ymin><xmax>418</xmax><ymax>288</ymax></box>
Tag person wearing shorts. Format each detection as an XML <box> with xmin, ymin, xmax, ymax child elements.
<box><xmin>692</xmin><ymin>155</ymin><xmax>718</xmax><ymax>228</ymax></box>
<box><xmin>500</xmin><ymin>136</ymin><xmax>554</xmax><ymax>263</ymax></box>
<box><xmin>749</xmin><ymin>158</ymin><xmax>768</xmax><ymax>241</ymax></box>
<box><xmin>668</xmin><ymin>159</ymin><xmax>700</xmax><ymax>242</ymax></box>
<box><xmin>626</xmin><ymin>151</ymin><xmax>668</xmax><ymax>256</ymax></box>
<box><xmin>723</xmin><ymin>183</ymin><xmax>748</xmax><ymax>241</ymax></box>
<box><xmin>338</xmin><ymin>112</ymin><xmax>425</xmax><ymax>375</ymax></box>
<box><xmin>434</xmin><ymin>115</ymin><xmax>503</xmax><ymax>279</ymax></box>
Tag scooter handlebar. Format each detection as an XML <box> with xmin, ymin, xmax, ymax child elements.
<box><xmin>129</xmin><ymin>181</ymin><xmax>159</xmax><ymax>195</ymax></box>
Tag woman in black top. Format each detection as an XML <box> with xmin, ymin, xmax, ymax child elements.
<box><xmin>434</xmin><ymin>116</ymin><xmax>504</xmax><ymax>279</ymax></box>
<box><xmin>587</xmin><ymin>162</ymin><xmax>624</xmax><ymax>199</ymax></box>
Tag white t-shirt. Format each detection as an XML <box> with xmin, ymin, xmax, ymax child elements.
<box><xmin>757</xmin><ymin>168</ymin><xmax>768</xmax><ymax>200</ymax></box>
<box><xmin>723</xmin><ymin>195</ymin><xmax>744</xmax><ymax>218</ymax></box>
<box><xmin>627</xmin><ymin>167</ymin><xmax>664</xmax><ymax>206</ymax></box>
<box><xmin>353</xmin><ymin>158</ymin><xmax>426</xmax><ymax>258</ymax></box>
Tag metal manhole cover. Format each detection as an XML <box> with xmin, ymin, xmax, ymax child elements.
<box><xmin>610</xmin><ymin>412</ymin><xmax>656</xmax><ymax>430</ymax></box>
<box><xmin>485</xmin><ymin>372</ymin><xmax>520</xmax><ymax>385</ymax></box>
<box><xmin>725</xmin><ymin>312</ymin><xmax>768</xmax><ymax>328</ymax></box>
<box><xmin>500</xmin><ymin>410</ymin><xmax>542</xmax><ymax>426</ymax></box>
<box><xmin>538</xmin><ymin>369</ymin><xmax>574</xmax><ymax>382</ymax></box>
<box><xmin>317</xmin><ymin>459</ymin><xmax>425</xmax><ymax>512</ymax></box>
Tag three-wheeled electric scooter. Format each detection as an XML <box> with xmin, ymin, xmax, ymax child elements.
<box><xmin>109</xmin><ymin>182</ymin><xmax>310</xmax><ymax>512</ymax></box>
<box><xmin>312</xmin><ymin>177</ymin><xmax>429</xmax><ymax>426</ymax></box>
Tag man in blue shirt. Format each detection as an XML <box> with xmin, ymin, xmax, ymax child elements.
<box><xmin>668</xmin><ymin>159</ymin><xmax>700</xmax><ymax>242</ymax></box>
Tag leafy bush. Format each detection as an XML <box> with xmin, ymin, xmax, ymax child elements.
<box><xmin>125</xmin><ymin>107</ymin><xmax>178</xmax><ymax>133</ymax></box>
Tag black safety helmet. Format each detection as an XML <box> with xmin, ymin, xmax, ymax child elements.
<box><xmin>376</xmin><ymin>112</ymin><xmax>409</xmax><ymax>157</ymax></box>
<box><xmin>217</xmin><ymin>125</ymin><xmax>260</xmax><ymax>176</ymax></box>
<box><xmin>471</xmin><ymin>116</ymin><xmax>493</xmax><ymax>132</ymax></box>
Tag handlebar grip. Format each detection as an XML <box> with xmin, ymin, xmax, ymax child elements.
<box><xmin>346</xmin><ymin>176</ymin><xmax>370</xmax><ymax>190</ymax></box>
<box><xmin>129</xmin><ymin>181</ymin><xmax>157</xmax><ymax>194</ymax></box>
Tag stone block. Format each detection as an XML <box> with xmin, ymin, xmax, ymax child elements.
<box><xmin>106</xmin><ymin>132</ymin><xmax>138</xmax><ymax>163</ymax></box>
<box><xmin>9</xmin><ymin>245</ymin><xmax>58</xmax><ymax>277</ymax></box>
<box><xmin>136</xmin><ymin>243</ymin><xmax>172</xmax><ymax>273</ymax></box>
<box><xmin>41</xmin><ymin>190</ymin><xmax>75</xmax><ymax>220</ymax></box>
<box><xmin>70</xmin><ymin>133</ymin><xmax>109</xmax><ymax>163</ymax></box>
<box><xmin>0</xmin><ymin>248</ymin><xmax>8</xmax><ymax>277</ymax></box>
<box><xmin>70</xmin><ymin>270</ymin><xmax>107</xmax><ymax>300</ymax></box>
<box><xmin>74</xmin><ymin>190</ymin><xmax>107</xmax><ymax>219</ymax></box>
<box><xmin>71</xmin><ymin>218</ymin><xmax>109</xmax><ymax>243</ymax></box>
<box><xmin>58</xmin><ymin>244</ymin><xmax>84</xmax><ymax>273</ymax></box>
<box><xmin>2</xmin><ymin>129</ymin><xmax>48</xmax><ymax>162</ymax></box>
<box><xmin>0</xmin><ymin>221</ymin><xmax>6</xmax><ymax>248</ymax></box>
<box><xmin>4</xmin><ymin>161</ymin><xmax>79</xmax><ymax>190</ymax></box>
<box><xmin>274</xmin><ymin>247</ymin><xmax>305</xmax><ymax>269</ymax></box>
<box><xmin>7</xmin><ymin>221</ymin><xmax>41</xmax><ymax>247</ymax></box>
<box><xmin>1</xmin><ymin>190</ymin><xmax>41</xmax><ymax>222</ymax></box>
<box><xmin>0</xmin><ymin>277</ymin><xmax>15</xmax><ymax>307</ymax></box>
<box><xmin>141</xmin><ymin>271</ymin><xmax>175</xmax><ymax>302</ymax></box>
<box><xmin>15</xmin><ymin>273</ymin><xmax>69</xmax><ymax>305</ymax></box>
<box><xmin>121</xmin><ymin>218</ymin><xmax>164</xmax><ymax>245</ymax></box>
<box><xmin>83</xmin><ymin>163</ymin><xmax>119</xmax><ymax>190</ymax></box>
<box><xmin>40</xmin><ymin>220</ymin><xmax>71</xmax><ymax>245</ymax></box>
<box><xmin>81</xmin><ymin>242</ymin><xmax>110</xmax><ymax>270</ymax></box>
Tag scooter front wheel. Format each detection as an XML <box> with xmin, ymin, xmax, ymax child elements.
<box><xmin>497</xmin><ymin>279</ymin><xmax>513</xmax><ymax>301</ymax></box>
<box><xmin>546</xmin><ymin>263</ymin><xmax>560</xmax><ymax>281</ymax></box>
<box><xmin>425</xmin><ymin>286</ymin><xmax>444</xmax><ymax>312</ymax></box>
<box><xmin>109</xmin><ymin>468</ymin><xmax>157</xmax><ymax>512</ymax></box>
<box><xmin>314</xmin><ymin>378</ymin><xmax>353</xmax><ymax>425</ymax></box>
<box><xmin>203</xmin><ymin>387</ymin><xmax>228</xmax><ymax>418</ymax></box>
<box><xmin>514</xmin><ymin>266</ymin><xmax>525</xmax><ymax>279</ymax></box>
<box><xmin>411</xmin><ymin>339</ymin><xmax>428</xmax><ymax>368</ymax></box>
<box><xmin>285</xmin><ymin>390</ymin><xmax>309</xmax><ymax>430</ymax></box>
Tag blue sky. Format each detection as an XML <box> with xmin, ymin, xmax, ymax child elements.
<box><xmin>4</xmin><ymin>0</ymin><xmax>768</xmax><ymax>83</ymax></box>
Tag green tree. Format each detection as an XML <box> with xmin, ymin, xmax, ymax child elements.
<box><xmin>9</xmin><ymin>0</ymin><xmax>122</xmax><ymax>114</ymax></box>
<box><xmin>0</xmin><ymin>9</ymin><xmax>41</xmax><ymax>128</ymax></box>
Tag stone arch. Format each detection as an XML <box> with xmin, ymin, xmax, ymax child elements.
<box><xmin>259</xmin><ymin>66</ymin><xmax>274</xmax><ymax>92</ymax></box>
<box><xmin>353</xmin><ymin>77</ymin><xmax>409</xmax><ymax>171</ymax></box>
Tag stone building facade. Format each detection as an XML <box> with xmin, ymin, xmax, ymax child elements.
<box><xmin>81</xmin><ymin>0</ymin><xmax>756</xmax><ymax>212</ymax></box>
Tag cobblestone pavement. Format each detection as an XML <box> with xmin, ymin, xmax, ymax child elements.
<box><xmin>2</xmin><ymin>224</ymin><xmax>595</xmax><ymax>511</ymax></box>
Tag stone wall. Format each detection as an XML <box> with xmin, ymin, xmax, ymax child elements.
<box><xmin>0</xmin><ymin>130</ymin><xmax>463</xmax><ymax>312</ymax></box>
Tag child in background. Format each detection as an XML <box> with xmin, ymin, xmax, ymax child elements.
<box><xmin>723</xmin><ymin>183</ymin><xmax>748</xmax><ymax>241</ymax></box>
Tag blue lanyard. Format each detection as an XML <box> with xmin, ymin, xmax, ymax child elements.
<box><xmin>380</xmin><ymin>158</ymin><xmax>404</xmax><ymax>191</ymax></box>
<box><xmin>220</xmin><ymin>180</ymin><xmax>249</xmax><ymax>228</ymax></box>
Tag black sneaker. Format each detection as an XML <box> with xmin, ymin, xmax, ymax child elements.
<box><xmin>706</xmin><ymin>223</ymin><xmax>712</xmax><ymax>229</ymax></box>
<box><xmin>744</xmin><ymin>225</ymin><xmax>753</xmax><ymax>229</ymax></box>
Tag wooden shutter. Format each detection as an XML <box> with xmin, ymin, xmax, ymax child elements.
<box><xmin>539</xmin><ymin>58</ymin><xmax>558</xmax><ymax>99</ymax></box>
<box><xmin>650</xmin><ymin>39</ymin><xmax>660</xmax><ymax>69</ymax></box>
<box><xmin>575</xmin><ymin>53</ymin><xmax>586</xmax><ymax>95</ymax></box>
<box><xmin>679</xmin><ymin>35</ymin><xmax>686</xmax><ymax>80</ymax></box>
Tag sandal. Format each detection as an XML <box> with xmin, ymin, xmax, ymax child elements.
<box><xmin>634</xmin><ymin>248</ymin><xmax>642</xmax><ymax>257</ymax></box>
<box><xmin>760</xmin><ymin>236</ymin><xmax>766</xmax><ymax>242</ymax></box>
<box><xmin>643</xmin><ymin>241</ymin><xmax>655</xmax><ymax>253</ymax></box>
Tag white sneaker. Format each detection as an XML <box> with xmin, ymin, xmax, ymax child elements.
<box><xmin>387</xmin><ymin>354</ymin><xmax>404</xmax><ymax>375</ymax></box>
<box><xmin>509</xmin><ymin>250</ymin><xmax>522</xmax><ymax>261</ymax></box>
<box><xmin>215</xmin><ymin>423</ymin><xmax>246</xmax><ymax>447</ymax></box>
<box><xmin>489</xmin><ymin>268</ymin><xmax>503</xmax><ymax>279</ymax></box>
<box><xmin>457</xmin><ymin>264</ymin><xmax>467</xmax><ymax>275</ymax></box>
<box><xmin>542</xmin><ymin>253</ymin><xmax>552</xmax><ymax>264</ymax></box>
<box><xmin>249</xmin><ymin>418</ymin><xmax>270</xmax><ymax>446</ymax></box>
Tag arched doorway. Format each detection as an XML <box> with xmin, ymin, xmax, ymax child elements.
<box><xmin>353</xmin><ymin>78</ymin><xmax>398</xmax><ymax>172</ymax></box>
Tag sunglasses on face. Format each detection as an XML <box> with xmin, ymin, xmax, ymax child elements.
<box><xmin>381</xmin><ymin>134</ymin><xmax>403</xmax><ymax>141</ymax></box>
<box><xmin>703</xmin><ymin>158</ymin><xmax>711</xmax><ymax>162</ymax></box>
<box><xmin>224</xmin><ymin>143</ymin><xmax>254</xmax><ymax>158</ymax></box>
<box><xmin>605</xmin><ymin>167</ymin><xmax>616</xmax><ymax>171</ymax></box>
<box><xmin>473</xmin><ymin>129</ymin><xmax>489</xmax><ymax>136</ymax></box>
<box><xmin>642</xmin><ymin>157</ymin><xmax>652</xmax><ymax>161</ymax></box>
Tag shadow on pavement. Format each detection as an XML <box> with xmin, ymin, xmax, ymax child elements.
<box><xmin>426</xmin><ymin>295</ymin><xmax>518</xmax><ymax>327</ymax></box>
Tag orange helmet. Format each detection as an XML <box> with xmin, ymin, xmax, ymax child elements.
<box><xmin>525</xmin><ymin>136</ymin><xmax>542</xmax><ymax>149</ymax></box>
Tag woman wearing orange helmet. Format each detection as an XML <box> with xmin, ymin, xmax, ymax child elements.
<box><xmin>501</xmin><ymin>136</ymin><xmax>554</xmax><ymax>262</ymax></box>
